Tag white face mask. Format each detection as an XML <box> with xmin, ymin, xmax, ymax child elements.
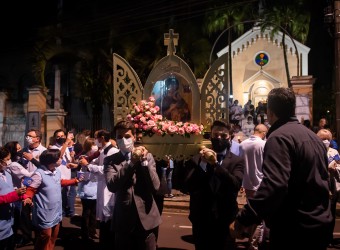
<box><xmin>90</xmin><ymin>145</ymin><xmax>98</xmax><ymax>154</ymax></box>
<box><xmin>25</xmin><ymin>136</ymin><xmax>34</xmax><ymax>145</ymax></box>
<box><xmin>94</xmin><ymin>139</ymin><xmax>102</xmax><ymax>148</ymax></box>
<box><xmin>117</xmin><ymin>138</ymin><xmax>134</xmax><ymax>153</ymax></box>
<box><xmin>323</xmin><ymin>139</ymin><xmax>330</xmax><ymax>148</ymax></box>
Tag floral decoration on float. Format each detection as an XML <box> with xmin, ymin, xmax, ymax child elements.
<box><xmin>126</xmin><ymin>96</ymin><xmax>205</xmax><ymax>144</ymax></box>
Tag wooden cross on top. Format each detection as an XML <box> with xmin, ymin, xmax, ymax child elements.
<box><xmin>164</xmin><ymin>29</ymin><xmax>179</xmax><ymax>56</ymax></box>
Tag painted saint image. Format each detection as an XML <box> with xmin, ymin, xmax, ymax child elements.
<box><xmin>155</xmin><ymin>77</ymin><xmax>191</xmax><ymax>122</ymax></box>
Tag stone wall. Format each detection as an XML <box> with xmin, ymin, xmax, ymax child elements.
<box><xmin>1</xmin><ymin>100</ymin><xmax>26</xmax><ymax>147</ymax></box>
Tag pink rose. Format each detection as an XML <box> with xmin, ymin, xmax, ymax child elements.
<box><xmin>150</xmin><ymin>108</ymin><xmax>157</xmax><ymax>114</ymax></box>
<box><xmin>185</xmin><ymin>126</ymin><xmax>193</xmax><ymax>134</ymax></box>
<box><xmin>178</xmin><ymin>128</ymin><xmax>185</xmax><ymax>135</ymax></box>
<box><xmin>167</xmin><ymin>125</ymin><xmax>178</xmax><ymax>134</ymax></box>
<box><xmin>147</xmin><ymin>120</ymin><xmax>156</xmax><ymax>127</ymax></box>
<box><xmin>140</xmin><ymin>117</ymin><xmax>147</xmax><ymax>124</ymax></box>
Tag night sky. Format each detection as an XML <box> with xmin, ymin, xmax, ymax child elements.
<box><xmin>0</xmin><ymin>0</ymin><xmax>335</xmax><ymax>117</ymax></box>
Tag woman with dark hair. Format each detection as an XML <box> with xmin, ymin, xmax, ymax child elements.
<box><xmin>3</xmin><ymin>141</ymin><xmax>21</xmax><ymax>162</ymax></box>
<box><xmin>23</xmin><ymin>149</ymin><xmax>83</xmax><ymax>250</ymax></box>
<box><xmin>3</xmin><ymin>142</ymin><xmax>33</xmax><ymax>189</ymax></box>
<box><xmin>77</xmin><ymin>138</ymin><xmax>100</xmax><ymax>241</ymax></box>
<box><xmin>4</xmin><ymin>141</ymin><xmax>34</xmax><ymax>247</ymax></box>
<box><xmin>0</xmin><ymin>147</ymin><xmax>27</xmax><ymax>250</ymax></box>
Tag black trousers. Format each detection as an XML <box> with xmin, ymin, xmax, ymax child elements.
<box><xmin>18</xmin><ymin>204</ymin><xmax>33</xmax><ymax>242</ymax></box>
<box><xmin>99</xmin><ymin>220</ymin><xmax>115</xmax><ymax>250</ymax></box>
<box><xmin>80</xmin><ymin>199</ymin><xmax>97</xmax><ymax>239</ymax></box>
<box><xmin>0</xmin><ymin>235</ymin><xmax>15</xmax><ymax>250</ymax></box>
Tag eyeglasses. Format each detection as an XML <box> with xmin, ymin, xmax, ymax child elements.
<box><xmin>211</xmin><ymin>132</ymin><xmax>230</xmax><ymax>139</ymax></box>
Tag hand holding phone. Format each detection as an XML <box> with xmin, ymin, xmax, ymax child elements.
<box><xmin>22</xmin><ymin>177</ymin><xmax>33</xmax><ymax>187</ymax></box>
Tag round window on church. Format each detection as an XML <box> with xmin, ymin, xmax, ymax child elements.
<box><xmin>255</xmin><ymin>52</ymin><xmax>269</xmax><ymax>67</ymax></box>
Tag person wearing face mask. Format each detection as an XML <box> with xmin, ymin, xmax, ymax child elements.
<box><xmin>242</xmin><ymin>115</ymin><xmax>255</xmax><ymax>139</ymax></box>
<box><xmin>0</xmin><ymin>147</ymin><xmax>27</xmax><ymax>250</ymax></box>
<box><xmin>17</xmin><ymin>129</ymin><xmax>47</xmax><ymax>247</ymax></box>
<box><xmin>76</xmin><ymin>138</ymin><xmax>100</xmax><ymax>242</ymax></box>
<box><xmin>3</xmin><ymin>141</ymin><xmax>32</xmax><ymax>189</ymax></box>
<box><xmin>104</xmin><ymin>120</ymin><xmax>161</xmax><ymax>250</ymax></box>
<box><xmin>4</xmin><ymin>141</ymin><xmax>35</xmax><ymax>247</ymax></box>
<box><xmin>49</xmin><ymin>129</ymin><xmax>77</xmax><ymax>219</ymax></box>
<box><xmin>20</xmin><ymin>129</ymin><xmax>47</xmax><ymax>174</ymax></box>
<box><xmin>22</xmin><ymin>149</ymin><xmax>83</xmax><ymax>250</ymax></box>
<box><xmin>79</xmin><ymin>129</ymin><xmax>119</xmax><ymax>250</ymax></box>
<box><xmin>263</xmin><ymin>118</ymin><xmax>271</xmax><ymax>129</ymax></box>
<box><xmin>317</xmin><ymin>128</ymin><xmax>340</xmax><ymax>247</ymax></box>
<box><xmin>183</xmin><ymin>120</ymin><xmax>245</xmax><ymax>250</ymax></box>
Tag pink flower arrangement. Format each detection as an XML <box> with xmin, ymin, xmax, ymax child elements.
<box><xmin>126</xmin><ymin>96</ymin><xmax>205</xmax><ymax>138</ymax></box>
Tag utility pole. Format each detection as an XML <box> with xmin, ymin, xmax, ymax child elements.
<box><xmin>335</xmin><ymin>1</ymin><xmax>340</xmax><ymax>145</ymax></box>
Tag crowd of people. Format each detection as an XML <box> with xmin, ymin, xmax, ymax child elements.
<box><xmin>229</xmin><ymin>99</ymin><xmax>270</xmax><ymax>143</ymax></box>
<box><xmin>0</xmin><ymin>87</ymin><xmax>339</xmax><ymax>250</ymax></box>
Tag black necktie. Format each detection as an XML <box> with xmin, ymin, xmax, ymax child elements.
<box><xmin>217</xmin><ymin>154</ymin><xmax>224</xmax><ymax>163</ymax></box>
<box><xmin>125</xmin><ymin>152</ymin><xmax>130</xmax><ymax>161</ymax></box>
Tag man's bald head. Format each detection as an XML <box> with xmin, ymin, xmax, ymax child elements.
<box><xmin>254</xmin><ymin>124</ymin><xmax>268</xmax><ymax>140</ymax></box>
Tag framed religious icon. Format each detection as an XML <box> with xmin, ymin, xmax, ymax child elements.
<box><xmin>27</xmin><ymin>111</ymin><xmax>40</xmax><ymax>130</ymax></box>
<box><xmin>152</xmin><ymin>75</ymin><xmax>192</xmax><ymax>122</ymax></box>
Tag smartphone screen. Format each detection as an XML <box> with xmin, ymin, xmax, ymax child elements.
<box><xmin>22</xmin><ymin>177</ymin><xmax>33</xmax><ymax>187</ymax></box>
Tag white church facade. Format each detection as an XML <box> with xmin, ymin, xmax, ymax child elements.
<box><xmin>217</xmin><ymin>26</ymin><xmax>314</xmax><ymax>122</ymax></box>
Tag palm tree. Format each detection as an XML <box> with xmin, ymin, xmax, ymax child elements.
<box><xmin>260</xmin><ymin>0</ymin><xmax>310</xmax><ymax>87</ymax></box>
<box><xmin>174</xmin><ymin>21</ymin><xmax>212</xmax><ymax>78</ymax></box>
<box><xmin>203</xmin><ymin>0</ymin><xmax>310</xmax><ymax>89</ymax></box>
<box><xmin>76</xmin><ymin>49</ymin><xmax>113</xmax><ymax>131</ymax></box>
<box><xmin>32</xmin><ymin>23</ymin><xmax>114</xmax><ymax>131</ymax></box>
<box><xmin>203</xmin><ymin>0</ymin><xmax>258</xmax><ymax>95</ymax></box>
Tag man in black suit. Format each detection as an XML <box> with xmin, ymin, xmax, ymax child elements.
<box><xmin>184</xmin><ymin>120</ymin><xmax>245</xmax><ymax>250</ymax></box>
<box><xmin>231</xmin><ymin>88</ymin><xmax>332</xmax><ymax>250</ymax></box>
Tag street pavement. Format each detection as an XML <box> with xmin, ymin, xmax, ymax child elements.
<box><xmin>13</xmin><ymin>190</ymin><xmax>247</xmax><ymax>250</ymax></box>
<box><xmin>17</xmin><ymin>190</ymin><xmax>340</xmax><ymax>250</ymax></box>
